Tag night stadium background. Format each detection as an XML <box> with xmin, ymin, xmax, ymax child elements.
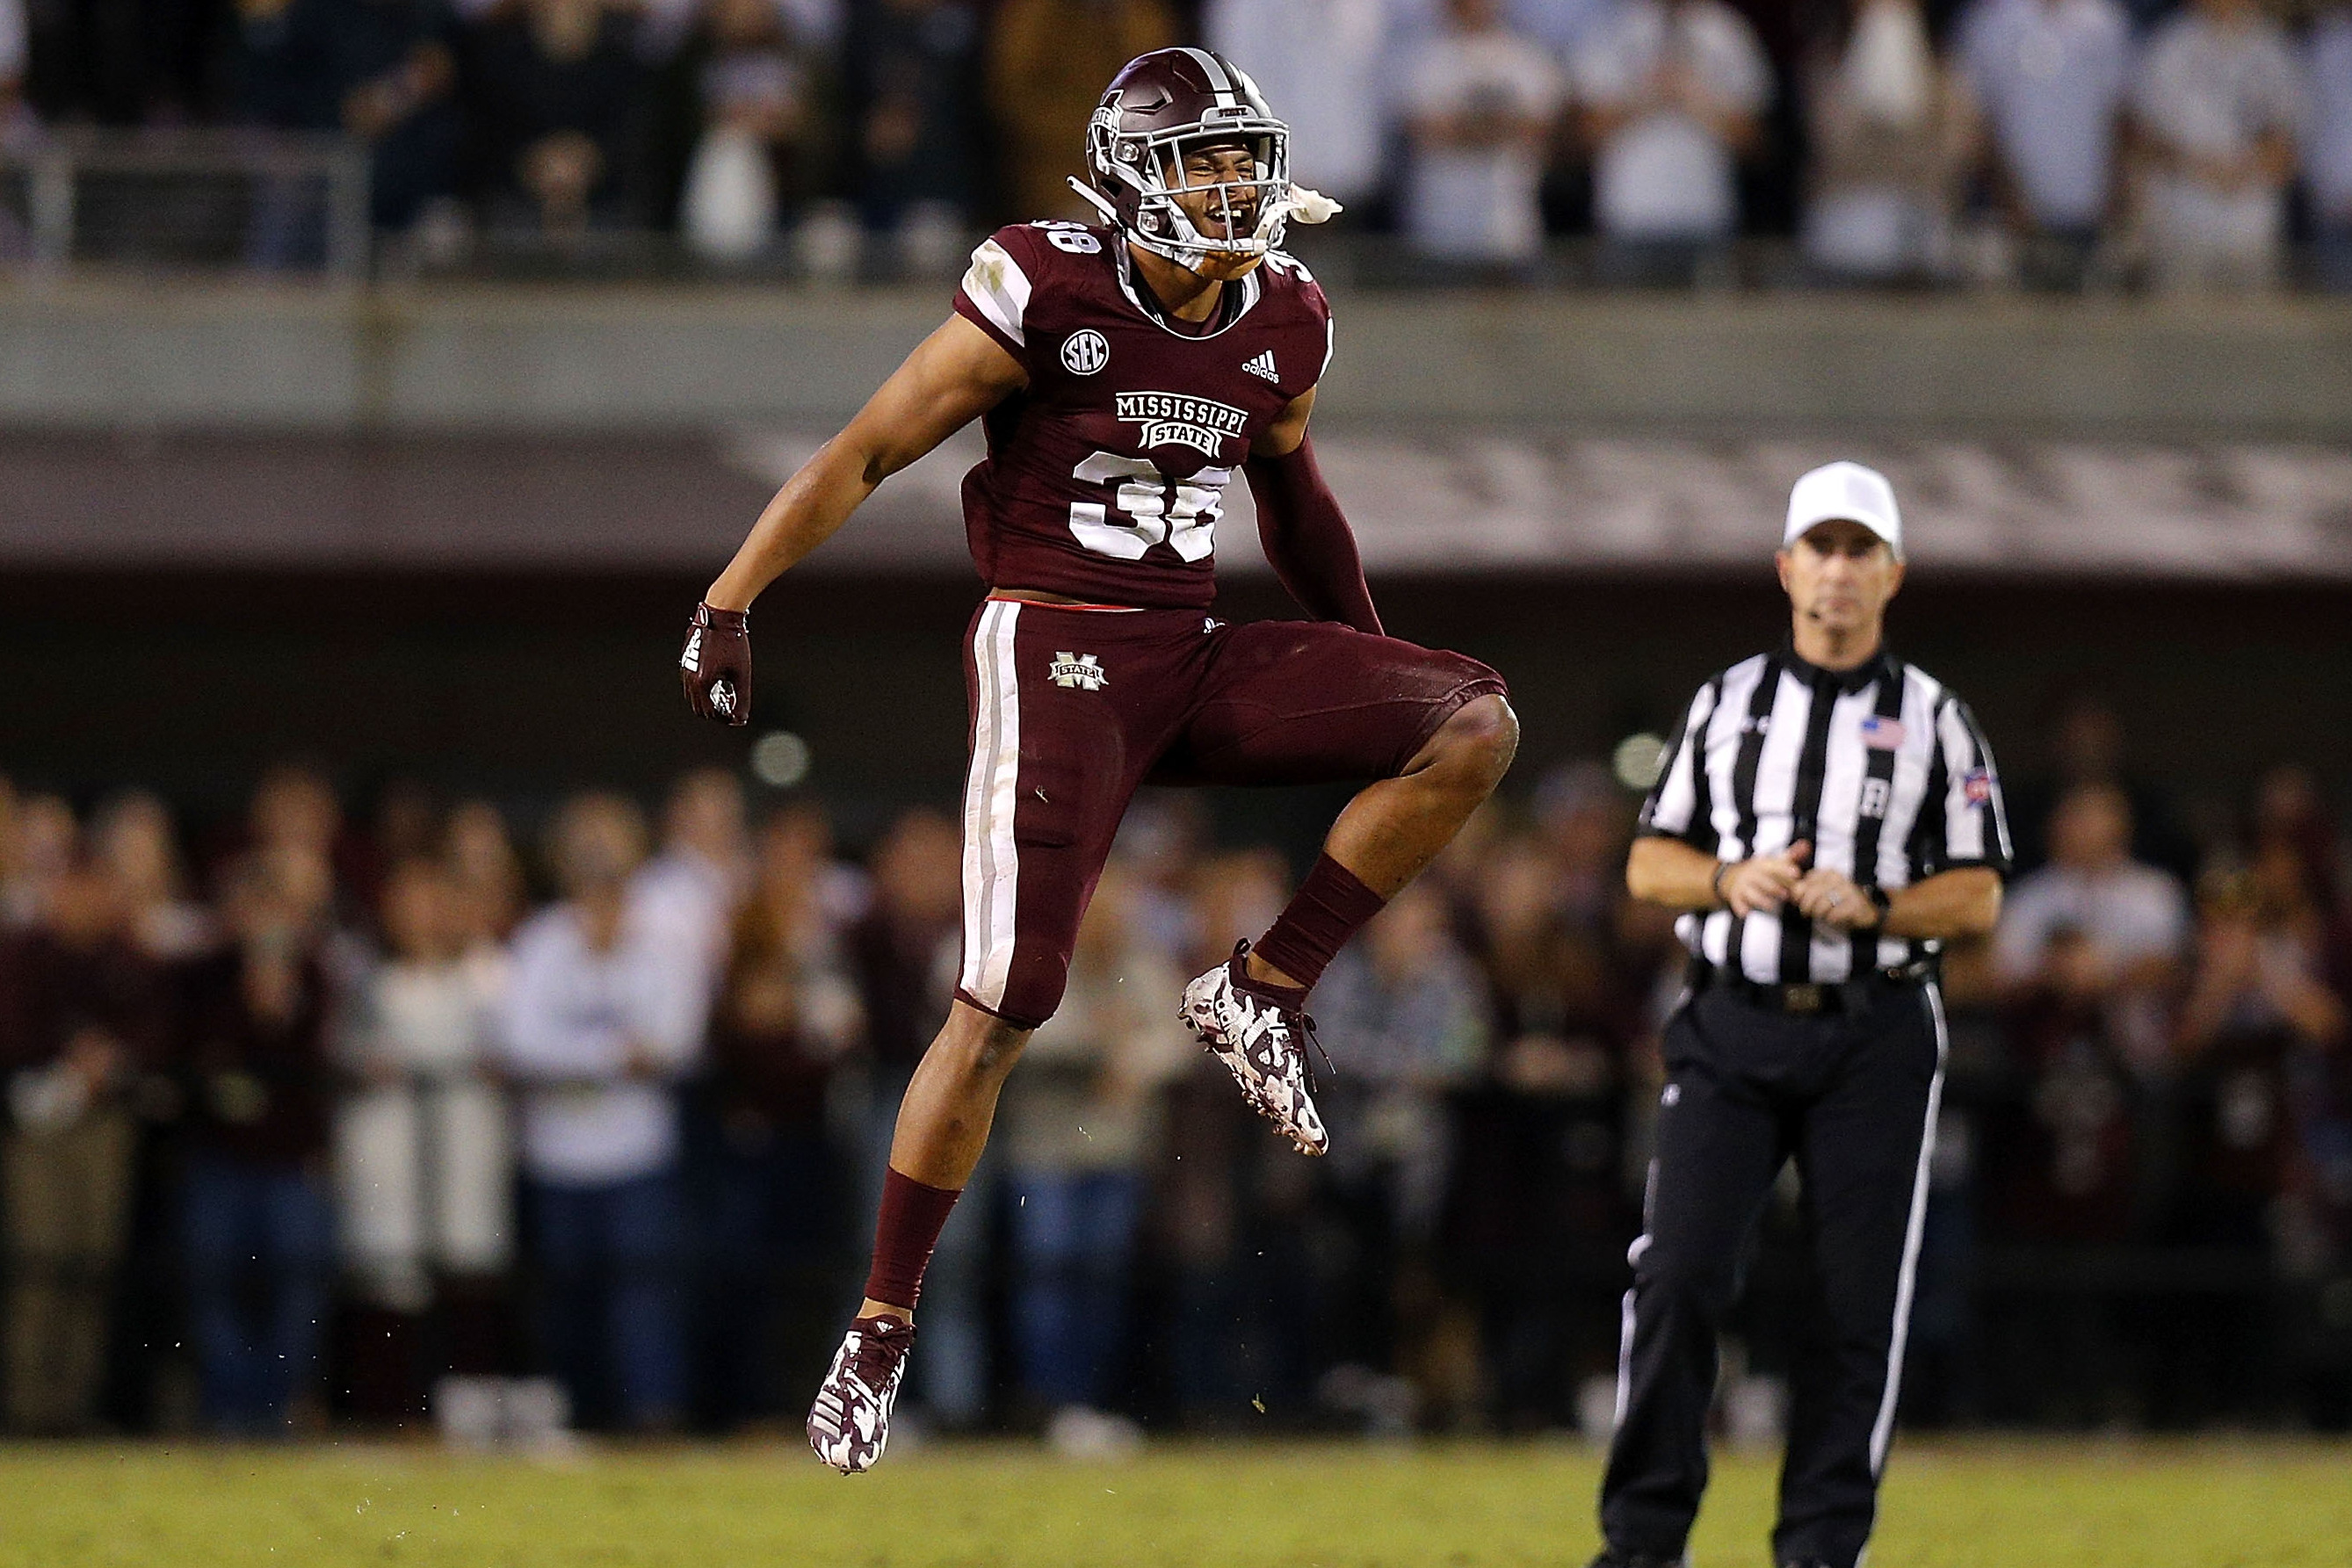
<box><xmin>3</xmin><ymin>0</ymin><xmax>2350</xmax><ymax>1561</ymax></box>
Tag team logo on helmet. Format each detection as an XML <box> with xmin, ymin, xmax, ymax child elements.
<box><xmin>1060</xmin><ymin>329</ymin><xmax>1111</xmax><ymax>375</ymax></box>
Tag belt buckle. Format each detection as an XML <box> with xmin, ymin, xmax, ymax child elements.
<box><xmin>1782</xmin><ymin>984</ymin><xmax>1824</xmax><ymax>1015</ymax></box>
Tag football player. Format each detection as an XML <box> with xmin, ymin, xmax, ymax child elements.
<box><xmin>680</xmin><ymin>47</ymin><xmax>1518</xmax><ymax>1472</ymax></box>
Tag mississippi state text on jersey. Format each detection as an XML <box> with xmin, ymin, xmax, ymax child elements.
<box><xmin>951</xmin><ymin>220</ymin><xmax>1334</xmax><ymax>610</ymax></box>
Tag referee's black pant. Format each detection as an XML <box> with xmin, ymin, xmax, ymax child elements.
<box><xmin>1599</xmin><ymin>976</ymin><xmax>1945</xmax><ymax>1568</ymax></box>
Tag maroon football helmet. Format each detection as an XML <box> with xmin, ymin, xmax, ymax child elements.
<box><xmin>1075</xmin><ymin>47</ymin><xmax>1303</xmax><ymax>270</ymax></box>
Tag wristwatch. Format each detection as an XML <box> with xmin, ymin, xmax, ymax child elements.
<box><xmin>1864</xmin><ymin>885</ymin><xmax>1893</xmax><ymax>926</ymax></box>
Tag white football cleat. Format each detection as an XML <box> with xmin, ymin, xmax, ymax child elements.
<box><xmin>807</xmin><ymin>1315</ymin><xmax>915</xmax><ymax>1473</ymax></box>
<box><xmin>1181</xmin><ymin>941</ymin><xmax>1329</xmax><ymax>1156</ymax></box>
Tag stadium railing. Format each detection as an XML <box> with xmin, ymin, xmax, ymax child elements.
<box><xmin>0</xmin><ymin>129</ymin><xmax>372</xmax><ymax>279</ymax></box>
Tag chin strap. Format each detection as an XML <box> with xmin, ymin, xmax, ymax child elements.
<box><xmin>1067</xmin><ymin>176</ymin><xmax>1121</xmax><ymax>225</ymax></box>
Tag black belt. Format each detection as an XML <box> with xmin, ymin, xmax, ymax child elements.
<box><xmin>1689</xmin><ymin>958</ymin><xmax>1934</xmax><ymax>1015</ymax></box>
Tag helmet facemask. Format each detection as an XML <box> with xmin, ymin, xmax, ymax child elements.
<box><xmin>1082</xmin><ymin>110</ymin><xmax>1294</xmax><ymax>271</ymax></box>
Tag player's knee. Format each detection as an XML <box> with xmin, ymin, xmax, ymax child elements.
<box><xmin>1429</xmin><ymin>694</ymin><xmax>1518</xmax><ymax>797</ymax></box>
<box><xmin>934</xmin><ymin>1003</ymin><xmax>1034</xmax><ymax>1083</ymax></box>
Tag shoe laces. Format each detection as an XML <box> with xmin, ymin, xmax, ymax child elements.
<box><xmin>1295</xmin><ymin>1010</ymin><xmax>1332</xmax><ymax>1095</ymax></box>
<box><xmin>848</xmin><ymin>1319</ymin><xmax>911</xmax><ymax>1390</ymax></box>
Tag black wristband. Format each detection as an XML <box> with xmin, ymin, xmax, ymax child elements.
<box><xmin>1865</xmin><ymin>885</ymin><xmax>1893</xmax><ymax>925</ymax></box>
<box><xmin>1710</xmin><ymin>860</ymin><xmax>1733</xmax><ymax>909</ymax></box>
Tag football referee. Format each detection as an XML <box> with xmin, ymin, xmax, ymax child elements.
<box><xmin>1590</xmin><ymin>463</ymin><xmax>2012</xmax><ymax>1568</ymax></box>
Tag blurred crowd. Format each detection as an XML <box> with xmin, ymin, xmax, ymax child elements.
<box><xmin>4</xmin><ymin>0</ymin><xmax>2352</xmax><ymax>286</ymax></box>
<box><xmin>2</xmin><ymin>708</ymin><xmax>2349</xmax><ymax>1447</ymax></box>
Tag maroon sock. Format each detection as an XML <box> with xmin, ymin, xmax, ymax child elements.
<box><xmin>1251</xmin><ymin>853</ymin><xmax>1389</xmax><ymax>1001</ymax></box>
<box><xmin>863</xmin><ymin>1167</ymin><xmax>962</xmax><ymax>1311</ymax></box>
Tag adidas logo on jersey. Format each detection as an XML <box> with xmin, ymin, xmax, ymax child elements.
<box><xmin>1050</xmin><ymin>653</ymin><xmax>1107</xmax><ymax>691</ymax></box>
<box><xmin>1241</xmin><ymin>350</ymin><xmax>1279</xmax><ymax>384</ymax></box>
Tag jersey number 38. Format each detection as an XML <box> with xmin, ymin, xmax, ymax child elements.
<box><xmin>1067</xmin><ymin>452</ymin><xmax>1230</xmax><ymax>563</ymax></box>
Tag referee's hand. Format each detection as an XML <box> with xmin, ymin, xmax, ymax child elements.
<box><xmin>1719</xmin><ymin>842</ymin><xmax>1810</xmax><ymax>917</ymax></box>
<box><xmin>1792</xmin><ymin>865</ymin><xmax>1881</xmax><ymax>930</ymax></box>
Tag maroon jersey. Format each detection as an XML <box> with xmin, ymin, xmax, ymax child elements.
<box><xmin>951</xmin><ymin>220</ymin><xmax>1334</xmax><ymax>611</ymax></box>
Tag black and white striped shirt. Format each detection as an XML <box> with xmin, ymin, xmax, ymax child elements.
<box><xmin>1638</xmin><ymin>646</ymin><xmax>2013</xmax><ymax>985</ymax></box>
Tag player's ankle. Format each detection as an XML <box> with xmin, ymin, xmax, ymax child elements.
<box><xmin>1242</xmin><ymin>950</ymin><xmax>1306</xmax><ymax>992</ymax></box>
<box><xmin>859</xmin><ymin>1299</ymin><xmax>915</xmax><ymax>1326</ymax></box>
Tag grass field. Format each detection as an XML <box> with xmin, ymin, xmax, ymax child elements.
<box><xmin>4</xmin><ymin>1436</ymin><xmax>2349</xmax><ymax>1568</ymax></box>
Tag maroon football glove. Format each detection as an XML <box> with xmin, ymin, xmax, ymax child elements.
<box><xmin>680</xmin><ymin>603</ymin><xmax>752</xmax><ymax>726</ymax></box>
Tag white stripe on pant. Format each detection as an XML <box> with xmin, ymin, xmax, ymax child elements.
<box><xmin>958</xmin><ymin>601</ymin><xmax>1024</xmax><ymax>1010</ymax></box>
<box><xmin>1867</xmin><ymin>981</ymin><xmax>1948</xmax><ymax>1477</ymax></box>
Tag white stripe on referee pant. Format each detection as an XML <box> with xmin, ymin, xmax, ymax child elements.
<box><xmin>957</xmin><ymin>601</ymin><xmax>1023</xmax><ymax>1009</ymax></box>
<box><xmin>1867</xmin><ymin>980</ymin><xmax>1948</xmax><ymax>1476</ymax></box>
<box><xmin>1612</xmin><ymin>1160</ymin><xmax>1660</xmax><ymax>1431</ymax></box>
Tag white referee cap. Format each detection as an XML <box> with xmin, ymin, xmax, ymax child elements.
<box><xmin>1784</xmin><ymin>461</ymin><xmax>1903</xmax><ymax>560</ymax></box>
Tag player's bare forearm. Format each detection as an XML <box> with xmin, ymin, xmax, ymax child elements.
<box><xmin>1882</xmin><ymin>867</ymin><xmax>2001</xmax><ymax>942</ymax></box>
<box><xmin>705</xmin><ymin>314</ymin><xmax>1025</xmax><ymax>611</ymax></box>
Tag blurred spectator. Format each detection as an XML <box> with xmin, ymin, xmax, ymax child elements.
<box><xmin>1205</xmin><ymin>0</ymin><xmax>1393</xmax><ymax>213</ymax></box>
<box><xmin>1399</xmin><ymin>0</ymin><xmax>1566</xmax><ymax>271</ymax></box>
<box><xmin>245</xmin><ymin>761</ymin><xmax>351</xmax><ymax>905</ymax></box>
<box><xmin>180</xmin><ymin>843</ymin><xmax>340</xmax><ymax>1434</ymax></box>
<box><xmin>850</xmin><ymin>0</ymin><xmax>988</xmax><ymax>269</ymax></box>
<box><xmin>2129</xmin><ymin>0</ymin><xmax>2305</xmax><ymax>293</ymax></box>
<box><xmin>1154</xmin><ymin>847</ymin><xmax>1309</xmax><ymax>1424</ymax></box>
<box><xmin>1451</xmin><ymin>784</ymin><xmax>1649</xmax><ymax>1432</ymax></box>
<box><xmin>1802</xmin><ymin>0</ymin><xmax>1972</xmax><ymax>283</ymax></box>
<box><xmin>1996</xmin><ymin>783</ymin><xmax>2190</xmax><ymax>1075</ymax></box>
<box><xmin>1572</xmin><ymin>0</ymin><xmax>1773</xmax><ymax>284</ymax></box>
<box><xmin>844</xmin><ymin>806</ymin><xmax>961</xmax><ymax>1086</ymax></box>
<box><xmin>2311</xmin><ymin>3</ymin><xmax>2352</xmax><ymax>292</ymax></box>
<box><xmin>1312</xmin><ymin>882</ymin><xmax>1491</xmax><ymax>1426</ymax></box>
<box><xmin>653</xmin><ymin>0</ymin><xmax>834</xmax><ymax>261</ymax></box>
<box><xmin>91</xmin><ymin>791</ymin><xmax>214</xmax><ymax>962</ymax></box>
<box><xmin>633</xmin><ymin>767</ymin><xmax>750</xmax><ymax>1002</ymax></box>
<box><xmin>2175</xmin><ymin>849</ymin><xmax>2345</xmax><ymax>1234</ymax></box>
<box><xmin>2005</xmin><ymin>696</ymin><xmax>2196</xmax><ymax>880</ymax></box>
<box><xmin>443</xmin><ymin>798</ymin><xmax>525</xmax><ymax>950</ymax></box>
<box><xmin>332</xmin><ymin>859</ymin><xmax>510</xmax><ymax>1415</ymax></box>
<box><xmin>232</xmin><ymin>0</ymin><xmax>460</xmax><ymax>264</ymax></box>
<box><xmin>498</xmin><ymin>792</ymin><xmax>700</xmax><ymax>1430</ymax></box>
<box><xmin>466</xmin><ymin>0</ymin><xmax>645</xmax><ymax>234</ymax></box>
<box><xmin>999</xmin><ymin>865</ymin><xmax>1190</xmax><ymax>1449</ymax></box>
<box><xmin>355</xmin><ymin>778</ymin><xmax>443</xmax><ymax>916</ymax></box>
<box><xmin>1955</xmin><ymin>0</ymin><xmax>2134</xmax><ymax>291</ymax></box>
<box><xmin>331</xmin><ymin>0</ymin><xmax>463</xmax><ymax>231</ymax></box>
<box><xmin>3</xmin><ymin>860</ymin><xmax>167</xmax><ymax>1434</ymax></box>
<box><xmin>2161</xmin><ymin>847</ymin><xmax>2346</xmax><ymax>1422</ymax></box>
<box><xmin>0</xmin><ymin>790</ymin><xmax>76</xmax><ymax>931</ymax></box>
<box><xmin>699</xmin><ymin>805</ymin><xmax>863</xmax><ymax>1427</ymax></box>
<box><xmin>987</xmin><ymin>0</ymin><xmax>1174</xmax><ymax>225</ymax></box>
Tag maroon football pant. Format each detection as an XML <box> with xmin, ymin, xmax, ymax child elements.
<box><xmin>953</xmin><ymin>597</ymin><xmax>1507</xmax><ymax>1028</ymax></box>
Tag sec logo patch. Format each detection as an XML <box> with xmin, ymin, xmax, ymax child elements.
<box><xmin>1060</xmin><ymin>329</ymin><xmax>1110</xmax><ymax>376</ymax></box>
